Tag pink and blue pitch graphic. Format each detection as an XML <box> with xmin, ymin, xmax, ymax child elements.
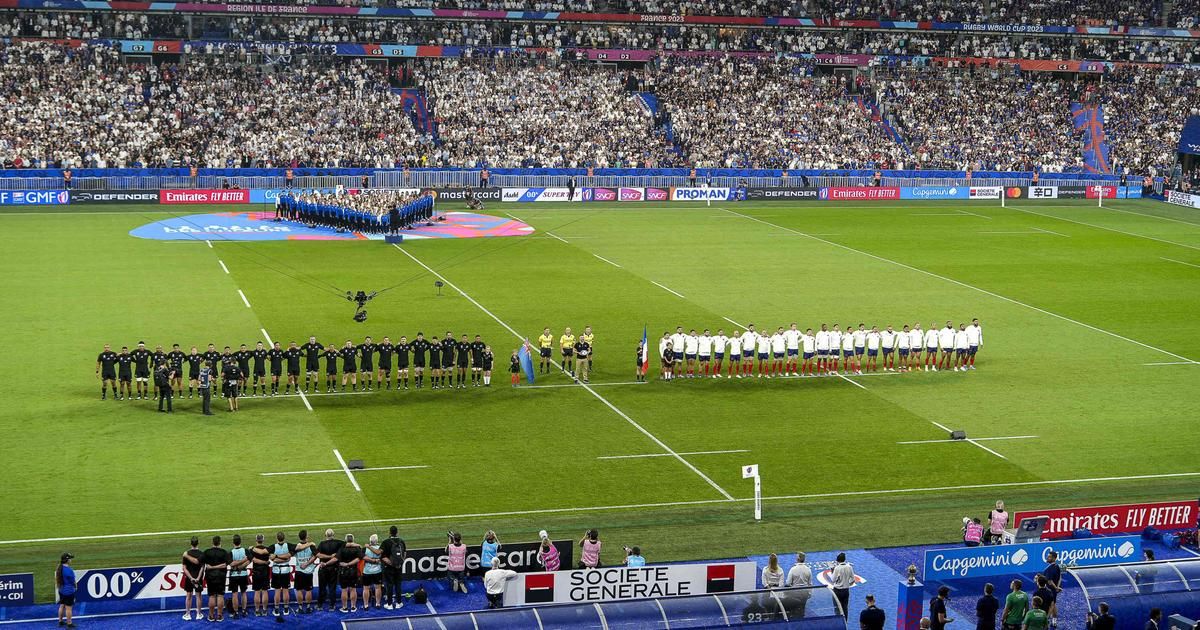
<box><xmin>130</xmin><ymin>211</ymin><xmax>534</xmax><ymax>241</ymax></box>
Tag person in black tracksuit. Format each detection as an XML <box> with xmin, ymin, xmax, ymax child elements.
<box><xmin>155</xmin><ymin>362</ymin><xmax>174</xmax><ymax>412</ymax></box>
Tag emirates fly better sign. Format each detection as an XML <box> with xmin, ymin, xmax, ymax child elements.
<box><xmin>1013</xmin><ymin>500</ymin><xmax>1197</xmax><ymax>539</ymax></box>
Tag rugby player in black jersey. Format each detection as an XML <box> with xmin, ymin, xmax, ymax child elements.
<box><xmin>284</xmin><ymin>342</ymin><xmax>302</xmax><ymax>394</ymax></box>
<box><xmin>441</xmin><ymin>332</ymin><xmax>456</xmax><ymax>389</ymax></box>
<box><xmin>151</xmin><ymin>344</ymin><xmax>167</xmax><ymax>400</ymax></box>
<box><xmin>455</xmin><ymin>334</ymin><xmax>471</xmax><ymax>389</ymax></box>
<box><xmin>358</xmin><ymin>336</ymin><xmax>376</xmax><ymax>392</ymax></box>
<box><xmin>252</xmin><ymin>341</ymin><xmax>268</xmax><ymax>396</ymax></box>
<box><xmin>186</xmin><ymin>346</ymin><xmax>202</xmax><ymax>398</ymax></box>
<box><xmin>470</xmin><ymin>335</ymin><xmax>486</xmax><ymax>387</ymax></box>
<box><xmin>267</xmin><ymin>342</ymin><xmax>284</xmax><ymax>396</ymax></box>
<box><xmin>168</xmin><ymin>344</ymin><xmax>186</xmax><ymax>397</ymax></box>
<box><xmin>301</xmin><ymin>336</ymin><xmax>322</xmax><ymax>392</ymax></box>
<box><xmin>427</xmin><ymin>336</ymin><xmax>441</xmax><ymax>390</ymax></box>
<box><xmin>96</xmin><ymin>344</ymin><xmax>118</xmax><ymax>399</ymax></box>
<box><xmin>395</xmin><ymin>335</ymin><xmax>410</xmax><ymax>390</ymax></box>
<box><xmin>116</xmin><ymin>346</ymin><xmax>133</xmax><ymax>399</ymax></box>
<box><xmin>340</xmin><ymin>340</ymin><xmax>358</xmax><ymax>391</ymax></box>
<box><xmin>130</xmin><ymin>341</ymin><xmax>152</xmax><ymax>400</ymax></box>
<box><xmin>323</xmin><ymin>344</ymin><xmax>339</xmax><ymax>392</ymax></box>
<box><xmin>409</xmin><ymin>333</ymin><xmax>427</xmax><ymax>389</ymax></box>
<box><xmin>376</xmin><ymin>336</ymin><xmax>394</xmax><ymax>390</ymax></box>
<box><xmin>234</xmin><ymin>344</ymin><xmax>252</xmax><ymax>393</ymax></box>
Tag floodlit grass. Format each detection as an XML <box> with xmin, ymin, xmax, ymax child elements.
<box><xmin>2</xmin><ymin>198</ymin><xmax>1198</xmax><ymax>600</ymax></box>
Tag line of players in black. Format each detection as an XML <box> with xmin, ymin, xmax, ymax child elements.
<box><xmin>95</xmin><ymin>333</ymin><xmax>500</xmax><ymax>401</ymax></box>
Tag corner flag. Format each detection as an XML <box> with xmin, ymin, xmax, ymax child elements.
<box><xmin>518</xmin><ymin>339</ymin><xmax>536</xmax><ymax>384</ymax></box>
<box><xmin>640</xmin><ymin>325</ymin><xmax>649</xmax><ymax>375</ymax></box>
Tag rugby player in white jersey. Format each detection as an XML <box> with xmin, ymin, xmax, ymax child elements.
<box><xmin>801</xmin><ymin>328</ymin><xmax>816</xmax><ymax>377</ymax></box>
<box><xmin>897</xmin><ymin>324</ymin><xmax>912</xmax><ymax>372</ymax></box>
<box><xmin>712</xmin><ymin>329</ymin><xmax>728</xmax><ymax>378</ymax></box>
<box><xmin>684</xmin><ymin>329</ymin><xmax>700</xmax><ymax>378</ymax></box>
<box><xmin>923</xmin><ymin>322</ymin><xmax>940</xmax><ymax>371</ymax></box>
<box><xmin>740</xmin><ymin>326</ymin><xmax>758</xmax><ymax>377</ymax></box>
<box><xmin>908</xmin><ymin>323</ymin><xmax>923</xmax><ymax>371</ymax></box>
<box><xmin>965</xmin><ymin>318</ymin><xmax>983</xmax><ymax>370</ymax></box>
<box><xmin>727</xmin><ymin>330</ymin><xmax>743</xmax><ymax>378</ymax></box>
<box><xmin>954</xmin><ymin>323</ymin><xmax>970</xmax><ymax>371</ymax></box>
<box><xmin>938</xmin><ymin>321</ymin><xmax>956</xmax><ymax>371</ymax></box>
<box><xmin>755</xmin><ymin>330</ymin><xmax>772</xmax><ymax>378</ymax></box>
<box><xmin>659</xmin><ymin>332</ymin><xmax>673</xmax><ymax>380</ymax></box>
<box><xmin>670</xmin><ymin>326</ymin><xmax>687</xmax><ymax>375</ymax></box>
<box><xmin>854</xmin><ymin>324</ymin><xmax>867</xmax><ymax>363</ymax></box>
<box><xmin>865</xmin><ymin>326</ymin><xmax>881</xmax><ymax>372</ymax></box>
<box><xmin>815</xmin><ymin>324</ymin><xmax>831</xmax><ymax>375</ymax></box>
<box><xmin>697</xmin><ymin>329</ymin><xmax>713</xmax><ymax>377</ymax></box>
<box><xmin>770</xmin><ymin>327</ymin><xmax>786</xmax><ymax>377</ymax></box>
<box><xmin>828</xmin><ymin>325</ymin><xmax>843</xmax><ymax>376</ymax></box>
<box><xmin>840</xmin><ymin>324</ymin><xmax>858</xmax><ymax>374</ymax></box>
<box><xmin>880</xmin><ymin>325</ymin><xmax>897</xmax><ymax>372</ymax></box>
<box><xmin>784</xmin><ymin>323</ymin><xmax>801</xmax><ymax>376</ymax></box>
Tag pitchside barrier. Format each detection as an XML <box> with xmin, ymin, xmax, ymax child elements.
<box><xmin>59</xmin><ymin>539</ymin><xmax>572</xmax><ymax>604</ymax></box>
<box><xmin>922</xmin><ymin>536</ymin><xmax>1143</xmax><ymax>581</ymax></box>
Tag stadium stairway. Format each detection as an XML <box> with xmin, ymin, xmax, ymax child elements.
<box><xmin>392</xmin><ymin>88</ymin><xmax>438</xmax><ymax>143</ymax></box>
<box><xmin>636</xmin><ymin>91</ymin><xmax>686</xmax><ymax>158</ymax></box>
<box><xmin>856</xmin><ymin>95</ymin><xmax>911</xmax><ymax>154</ymax></box>
<box><xmin>1071</xmin><ymin>103</ymin><xmax>1113</xmax><ymax>174</ymax></box>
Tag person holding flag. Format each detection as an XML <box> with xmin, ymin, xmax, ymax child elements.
<box><xmin>510</xmin><ymin>350</ymin><xmax>521</xmax><ymax>387</ymax></box>
<box><xmin>637</xmin><ymin>326</ymin><xmax>650</xmax><ymax>383</ymax></box>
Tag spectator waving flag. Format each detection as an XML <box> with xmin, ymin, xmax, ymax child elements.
<box><xmin>519</xmin><ymin>339</ymin><xmax>536</xmax><ymax>384</ymax></box>
<box><xmin>641</xmin><ymin>325</ymin><xmax>650</xmax><ymax>376</ymax></box>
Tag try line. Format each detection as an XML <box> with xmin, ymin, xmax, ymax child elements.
<box><xmin>6</xmin><ymin>470</ymin><xmax>1199</xmax><ymax>545</ymax></box>
<box><xmin>392</xmin><ymin>243</ymin><xmax>734</xmax><ymax>501</ymax></box>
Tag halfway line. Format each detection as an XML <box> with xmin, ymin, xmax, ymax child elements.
<box><xmin>261</xmin><ymin>465</ymin><xmax>429</xmax><ymax>477</ymax></box>
<box><xmin>599</xmin><ymin>449</ymin><xmax>750</xmax><ymax>460</ymax></box>
<box><xmin>930</xmin><ymin>420</ymin><xmax>1007</xmax><ymax>460</ymax></box>
<box><xmin>332</xmin><ymin>449</ymin><xmax>361</xmax><ymax>492</ymax></box>
<box><xmin>721</xmin><ymin>208</ymin><xmax>1197</xmax><ymax>364</ymax></box>
<box><xmin>218</xmin><ymin>259</ymin><xmax>229</xmax><ymax>274</ymax></box>
<box><xmin>898</xmin><ymin>435</ymin><xmax>1038</xmax><ymax>445</ymax></box>
<box><xmin>546</xmin><ymin>231</ymin><xmax>569</xmax><ymax>244</ymax></box>
<box><xmin>237</xmin><ymin>289</ymin><xmax>251</xmax><ymax>308</ymax></box>
<box><xmin>651</xmin><ymin>281</ymin><xmax>686</xmax><ymax>299</ymax></box>
<box><xmin>391</xmin><ymin>244</ymin><xmax>734</xmax><ymax>501</ymax></box>
<box><xmin>723</xmin><ymin>316</ymin><xmax>745</xmax><ymax>328</ymax></box>
<box><xmin>260</xmin><ymin>328</ymin><xmax>273</xmax><ymax>346</ymax></box>
<box><xmin>1032</xmin><ymin>227</ymin><xmax>1070</xmax><ymax>238</ymax></box>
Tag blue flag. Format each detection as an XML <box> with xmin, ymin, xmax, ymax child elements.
<box><xmin>518</xmin><ymin>340</ymin><xmax>536</xmax><ymax>384</ymax></box>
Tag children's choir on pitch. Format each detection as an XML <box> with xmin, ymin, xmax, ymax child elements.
<box><xmin>653</xmin><ymin>320</ymin><xmax>983</xmax><ymax>379</ymax></box>
<box><xmin>275</xmin><ymin>188</ymin><xmax>435</xmax><ymax>234</ymax></box>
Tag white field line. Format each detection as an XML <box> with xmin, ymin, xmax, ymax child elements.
<box><xmin>8</xmin><ymin>471</ymin><xmax>1200</xmax><ymax>545</ymax></box>
<box><xmin>523</xmin><ymin>381</ymin><xmax>646</xmax><ymax>389</ymax></box>
<box><xmin>1102</xmin><ymin>204</ymin><xmax>1200</xmax><ymax>227</ymax></box>
<box><xmin>721</xmin><ymin>208</ymin><xmax>1198</xmax><ymax>364</ymax></box>
<box><xmin>332</xmin><ymin>448</ymin><xmax>361</xmax><ymax>492</ymax></box>
<box><xmin>392</xmin><ymin>243</ymin><xmax>734</xmax><ymax>501</ymax></box>
<box><xmin>1161</xmin><ymin>257</ymin><xmax>1200</xmax><ymax>269</ymax></box>
<box><xmin>910</xmin><ymin>213</ymin><xmax>967</xmax><ymax>216</ymax></box>
<box><xmin>593</xmin><ymin>253</ymin><xmax>622</xmax><ymax>268</ymax></box>
<box><xmin>898</xmin><ymin>435</ymin><xmax>1038</xmax><ymax>445</ymax></box>
<box><xmin>650</xmin><ymin>281</ymin><xmax>686</xmax><ymax>299</ymax></box>
<box><xmin>237</xmin><ymin>289</ymin><xmax>251</xmax><ymax>308</ymax></box>
<box><xmin>1142</xmin><ymin>361</ymin><xmax>1200</xmax><ymax>366</ymax></box>
<box><xmin>979</xmin><ymin>231</ymin><xmax>1044</xmax><ymax>234</ymax></box>
<box><xmin>0</xmin><ymin>607</ymin><xmax>190</xmax><ymax>625</ymax></box>
<box><xmin>1009</xmin><ymin>205</ymin><xmax>1200</xmax><ymax>251</ymax></box>
<box><xmin>503</xmin><ymin>212</ymin><xmax>525</xmax><ymax>223</ymax></box>
<box><xmin>218</xmin><ymin>259</ymin><xmax>229</xmax><ymax>274</ymax></box>
<box><xmin>297</xmin><ymin>389</ymin><xmax>313</xmax><ymax>411</ymax></box>
<box><xmin>930</xmin><ymin>420</ymin><xmax>1007</xmax><ymax>460</ymax></box>
<box><xmin>545</xmin><ymin>231</ymin><xmax>569</xmax><ymax>243</ymax></box>
<box><xmin>1032</xmin><ymin>227</ymin><xmax>1070</xmax><ymax>238</ymax></box>
<box><xmin>260</xmin><ymin>328</ymin><xmax>273</xmax><ymax>346</ymax></box>
<box><xmin>1179</xmin><ymin>546</ymin><xmax>1200</xmax><ymax>557</ymax></box>
<box><xmin>723</xmin><ymin>316</ymin><xmax>745</xmax><ymax>328</ymax></box>
<box><xmin>206</xmin><ymin>240</ymin><xmax>212</xmax><ymax>248</ymax></box>
<box><xmin>260</xmin><ymin>465</ymin><xmax>429</xmax><ymax>477</ymax></box>
<box><xmin>957</xmin><ymin>209</ymin><xmax>993</xmax><ymax>219</ymax></box>
<box><xmin>835</xmin><ymin>373</ymin><xmax>867</xmax><ymax>390</ymax></box>
<box><xmin>598</xmin><ymin>449</ymin><xmax>750</xmax><ymax>460</ymax></box>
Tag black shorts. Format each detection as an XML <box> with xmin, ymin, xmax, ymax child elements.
<box><xmin>561</xmin><ymin>348</ymin><xmax>573</xmax><ymax>357</ymax></box>
<box><xmin>183</xmin><ymin>575</ymin><xmax>204</xmax><ymax>594</ymax></box>
<box><xmin>361</xmin><ymin>572</ymin><xmax>381</xmax><ymax>586</ymax></box>
<box><xmin>101</xmin><ymin>370</ymin><xmax>116</xmax><ymax>380</ymax></box>
<box><xmin>271</xmin><ymin>367</ymin><xmax>282</xmax><ymax>376</ymax></box>
<box><xmin>288</xmin><ymin>366</ymin><xmax>300</xmax><ymax>376</ymax></box>
<box><xmin>306</xmin><ymin>363</ymin><xmax>320</xmax><ymax>374</ymax></box>
<box><xmin>483</xmin><ymin>362</ymin><xmax>493</xmax><ymax>371</ymax></box>
<box><xmin>224</xmin><ymin>382</ymin><xmax>239</xmax><ymax>398</ymax></box>
<box><xmin>189</xmin><ymin>371</ymin><xmax>200</xmax><ymax>381</ymax></box>
<box><xmin>229</xmin><ymin>575</ymin><xmax>248</xmax><ymax>592</ymax></box>
<box><xmin>343</xmin><ymin>365</ymin><xmax>357</xmax><ymax>374</ymax></box>
<box><xmin>59</xmin><ymin>593</ymin><xmax>75</xmax><ymax>606</ymax></box>
<box><xmin>206</xmin><ymin>571</ymin><xmax>227</xmax><ymax>596</ymax></box>
<box><xmin>338</xmin><ymin>568</ymin><xmax>359</xmax><ymax>589</ymax></box>
<box><xmin>294</xmin><ymin>572</ymin><xmax>314</xmax><ymax>590</ymax></box>
<box><xmin>326</xmin><ymin>366</ymin><xmax>337</xmax><ymax>375</ymax></box>
<box><xmin>441</xmin><ymin>359</ymin><xmax>454</xmax><ymax>370</ymax></box>
<box><xmin>540</xmin><ymin>348</ymin><xmax>551</xmax><ymax>358</ymax></box>
<box><xmin>237</xmin><ymin>366</ymin><xmax>250</xmax><ymax>377</ymax></box>
<box><xmin>472</xmin><ymin>356</ymin><xmax>483</xmax><ymax>368</ymax></box>
<box><xmin>254</xmin><ymin>367</ymin><xmax>266</xmax><ymax>377</ymax></box>
<box><xmin>412</xmin><ymin>360</ymin><xmax>424</xmax><ymax>368</ymax></box>
<box><xmin>252</xmin><ymin>570</ymin><xmax>270</xmax><ymax>591</ymax></box>
<box><xmin>397</xmin><ymin>360</ymin><xmax>409</xmax><ymax>370</ymax></box>
<box><xmin>361</xmin><ymin>364</ymin><xmax>374</xmax><ymax>374</ymax></box>
<box><xmin>135</xmin><ymin>368</ymin><xmax>150</xmax><ymax>378</ymax></box>
<box><xmin>378</xmin><ymin>365</ymin><xmax>391</xmax><ymax>374</ymax></box>
<box><xmin>456</xmin><ymin>360</ymin><xmax>469</xmax><ymax>369</ymax></box>
<box><xmin>119</xmin><ymin>373</ymin><xmax>132</xmax><ymax>382</ymax></box>
<box><xmin>271</xmin><ymin>572</ymin><xmax>291</xmax><ymax>589</ymax></box>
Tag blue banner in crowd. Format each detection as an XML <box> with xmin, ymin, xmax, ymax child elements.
<box><xmin>0</xmin><ymin>190</ymin><xmax>70</xmax><ymax>206</ymax></box>
<box><xmin>0</xmin><ymin>573</ymin><xmax>34</xmax><ymax>606</ymax></box>
<box><xmin>923</xmin><ymin>536</ymin><xmax>1141</xmax><ymax>581</ymax></box>
<box><xmin>901</xmin><ymin>186</ymin><xmax>971</xmax><ymax>200</ymax></box>
<box><xmin>1178</xmin><ymin>116</ymin><xmax>1200</xmax><ymax>156</ymax></box>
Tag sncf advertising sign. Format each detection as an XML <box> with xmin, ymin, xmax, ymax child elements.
<box><xmin>1014</xmin><ymin>500</ymin><xmax>1197</xmax><ymax>539</ymax></box>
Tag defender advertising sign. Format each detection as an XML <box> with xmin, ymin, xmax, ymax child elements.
<box><xmin>746</xmin><ymin>187</ymin><xmax>821</xmax><ymax>201</ymax></box>
<box><xmin>504</xmin><ymin>561</ymin><xmax>757</xmax><ymax>606</ymax></box>
<box><xmin>71</xmin><ymin>190</ymin><xmax>159</xmax><ymax>204</ymax></box>
<box><xmin>923</xmin><ymin>536</ymin><xmax>1141</xmax><ymax>581</ymax></box>
<box><xmin>1014</xmin><ymin>500</ymin><xmax>1198</xmax><ymax>540</ymax></box>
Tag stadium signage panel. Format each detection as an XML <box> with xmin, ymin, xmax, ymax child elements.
<box><xmin>923</xmin><ymin>536</ymin><xmax>1141</xmax><ymax>580</ymax></box>
<box><xmin>1084</xmin><ymin>185</ymin><xmax>1118</xmax><ymax>199</ymax></box>
<box><xmin>645</xmin><ymin>187</ymin><xmax>670</xmax><ymax>201</ymax></box>
<box><xmin>901</xmin><ymin>186</ymin><xmax>970</xmax><ymax>200</ymax></box>
<box><xmin>502</xmin><ymin>187</ymin><xmax>585</xmax><ymax>202</ymax></box>
<box><xmin>819</xmin><ymin>186</ymin><xmax>901</xmax><ymax>201</ymax></box>
<box><xmin>618</xmin><ymin>187</ymin><xmax>645</xmax><ymax>201</ymax></box>
<box><xmin>0</xmin><ymin>573</ymin><xmax>33</xmax><ymax>606</ymax></box>
<box><xmin>669</xmin><ymin>187</ymin><xmax>734</xmax><ymax>201</ymax></box>
<box><xmin>1028</xmin><ymin>186</ymin><xmax>1059</xmax><ymax>199</ymax></box>
<box><xmin>1166</xmin><ymin>190</ymin><xmax>1200</xmax><ymax>209</ymax></box>
<box><xmin>0</xmin><ymin>190</ymin><xmax>70</xmax><ymax>206</ymax></box>
<box><xmin>1014</xmin><ymin>500</ymin><xmax>1198</xmax><ymax>539</ymax></box>
<box><xmin>585</xmin><ymin>187</ymin><xmax>618</xmax><ymax>201</ymax></box>
<box><xmin>503</xmin><ymin>561</ymin><xmax>756</xmax><ymax>605</ymax></box>
<box><xmin>424</xmin><ymin>187</ymin><xmax>501</xmax><ymax>201</ymax></box>
<box><xmin>403</xmin><ymin>539</ymin><xmax>573</xmax><ymax>578</ymax></box>
<box><xmin>71</xmin><ymin>189</ymin><xmax>159</xmax><ymax>204</ymax></box>
<box><xmin>160</xmin><ymin>189</ymin><xmax>249</xmax><ymax>204</ymax></box>
<box><xmin>969</xmin><ymin>186</ymin><xmax>1004</xmax><ymax>199</ymax></box>
<box><xmin>746</xmin><ymin>187</ymin><xmax>821</xmax><ymax>200</ymax></box>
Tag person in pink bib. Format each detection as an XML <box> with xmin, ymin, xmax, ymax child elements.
<box><xmin>446</xmin><ymin>532</ymin><xmax>469</xmax><ymax>593</ymax></box>
<box><xmin>537</xmin><ymin>531</ymin><xmax>561</xmax><ymax>572</ymax></box>
<box><xmin>579</xmin><ymin>530</ymin><xmax>602</xmax><ymax>569</ymax></box>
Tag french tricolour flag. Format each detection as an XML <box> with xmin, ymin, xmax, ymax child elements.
<box><xmin>640</xmin><ymin>325</ymin><xmax>649</xmax><ymax>375</ymax></box>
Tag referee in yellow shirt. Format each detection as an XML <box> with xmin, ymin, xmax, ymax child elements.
<box><xmin>560</xmin><ymin>327</ymin><xmax>576</xmax><ymax>377</ymax></box>
<box><xmin>579</xmin><ymin>326</ymin><xmax>595</xmax><ymax>362</ymax></box>
<box><xmin>537</xmin><ymin>328</ymin><xmax>554</xmax><ymax>374</ymax></box>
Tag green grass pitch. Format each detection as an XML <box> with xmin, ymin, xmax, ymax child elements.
<box><xmin>2</xmin><ymin>198</ymin><xmax>1199</xmax><ymax>600</ymax></box>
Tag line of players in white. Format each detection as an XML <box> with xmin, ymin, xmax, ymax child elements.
<box><xmin>657</xmin><ymin>320</ymin><xmax>984</xmax><ymax>379</ymax></box>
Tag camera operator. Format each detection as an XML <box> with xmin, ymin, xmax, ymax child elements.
<box><xmin>623</xmin><ymin>546</ymin><xmax>646</xmax><ymax>567</ymax></box>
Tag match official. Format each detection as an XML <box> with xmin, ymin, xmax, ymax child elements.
<box><xmin>199</xmin><ymin>360</ymin><xmax>214</xmax><ymax>416</ymax></box>
<box><xmin>155</xmin><ymin>361</ymin><xmax>174</xmax><ymax>413</ymax></box>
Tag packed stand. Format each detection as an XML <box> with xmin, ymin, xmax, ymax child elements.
<box><xmin>415</xmin><ymin>55</ymin><xmax>677</xmax><ymax>168</ymax></box>
<box><xmin>1081</xmin><ymin>65</ymin><xmax>1200</xmax><ymax>175</ymax></box>
<box><xmin>655</xmin><ymin>57</ymin><xmax>903</xmax><ymax>169</ymax></box>
<box><xmin>873</xmin><ymin>67</ymin><xmax>1082</xmax><ymax>171</ymax></box>
<box><xmin>0</xmin><ymin>41</ymin><xmax>430</xmax><ymax>169</ymax></box>
<box><xmin>1168</xmin><ymin>0</ymin><xmax>1200</xmax><ymax>27</ymax></box>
